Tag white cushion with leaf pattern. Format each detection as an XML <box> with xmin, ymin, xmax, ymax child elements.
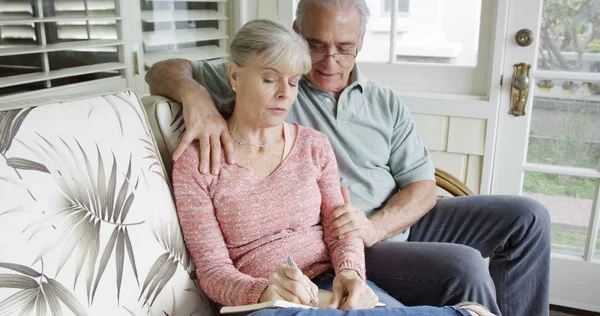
<box><xmin>0</xmin><ymin>90</ymin><xmax>217</xmax><ymax>316</ymax></box>
<box><xmin>141</xmin><ymin>96</ymin><xmax>185</xmax><ymax>177</ymax></box>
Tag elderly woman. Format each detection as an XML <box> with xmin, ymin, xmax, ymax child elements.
<box><xmin>173</xmin><ymin>19</ymin><xmax>492</xmax><ymax>316</ymax></box>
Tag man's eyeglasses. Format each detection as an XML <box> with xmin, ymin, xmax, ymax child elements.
<box><xmin>310</xmin><ymin>51</ymin><xmax>357</xmax><ymax>63</ymax></box>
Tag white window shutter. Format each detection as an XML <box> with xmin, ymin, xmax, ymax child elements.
<box><xmin>0</xmin><ymin>0</ymin><xmax>127</xmax><ymax>99</ymax></box>
<box><xmin>140</xmin><ymin>0</ymin><xmax>229</xmax><ymax>68</ymax></box>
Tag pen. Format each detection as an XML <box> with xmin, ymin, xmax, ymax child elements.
<box><xmin>286</xmin><ymin>256</ymin><xmax>319</xmax><ymax>308</ymax></box>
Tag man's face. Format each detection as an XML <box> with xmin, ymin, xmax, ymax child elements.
<box><xmin>296</xmin><ymin>5</ymin><xmax>363</xmax><ymax>95</ymax></box>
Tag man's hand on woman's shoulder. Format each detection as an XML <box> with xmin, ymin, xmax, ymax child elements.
<box><xmin>145</xmin><ymin>58</ymin><xmax>236</xmax><ymax>174</ymax></box>
<box><xmin>173</xmin><ymin>88</ymin><xmax>235</xmax><ymax>175</ymax></box>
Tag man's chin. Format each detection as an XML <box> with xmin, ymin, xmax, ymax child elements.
<box><xmin>312</xmin><ymin>79</ymin><xmax>341</xmax><ymax>93</ymax></box>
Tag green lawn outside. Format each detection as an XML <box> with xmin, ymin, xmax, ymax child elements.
<box><xmin>523</xmin><ymin>172</ymin><xmax>596</xmax><ymax>199</ymax></box>
<box><xmin>525</xmin><ymin>137</ymin><xmax>599</xmax><ymax>249</ymax></box>
<box><xmin>552</xmin><ymin>229</ymin><xmax>600</xmax><ymax>252</ymax></box>
<box><xmin>524</xmin><ymin>137</ymin><xmax>598</xmax><ymax>199</ymax></box>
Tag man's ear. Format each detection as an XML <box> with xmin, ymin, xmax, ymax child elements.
<box><xmin>293</xmin><ymin>20</ymin><xmax>300</xmax><ymax>35</ymax></box>
<box><xmin>228</xmin><ymin>62</ymin><xmax>239</xmax><ymax>91</ymax></box>
<box><xmin>357</xmin><ymin>32</ymin><xmax>366</xmax><ymax>53</ymax></box>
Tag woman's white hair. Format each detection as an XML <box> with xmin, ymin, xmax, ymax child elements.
<box><xmin>221</xmin><ymin>19</ymin><xmax>311</xmax><ymax>118</ymax></box>
<box><xmin>229</xmin><ymin>19</ymin><xmax>311</xmax><ymax>75</ymax></box>
<box><xmin>295</xmin><ymin>0</ymin><xmax>371</xmax><ymax>36</ymax></box>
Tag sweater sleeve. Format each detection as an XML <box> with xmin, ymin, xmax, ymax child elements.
<box><xmin>315</xmin><ymin>134</ymin><xmax>366</xmax><ymax>280</ymax></box>
<box><xmin>172</xmin><ymin>144</ymin><xmax>269</xmax><ymax>305</ymax></box>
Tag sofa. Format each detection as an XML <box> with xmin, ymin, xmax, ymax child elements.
<box><xmin>0</xmin><ymin>90</ymin><xmax>219</xmax><ymax>315</ymax></box>
<box><xmin>0</xmin><ymin>89</ymin><xmax>473</xmax><ymax>316</ymax></box>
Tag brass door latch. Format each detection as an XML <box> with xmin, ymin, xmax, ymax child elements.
<box><xmin>509</xmin><ymin>63</ymin><xmax>531</xmax><ymax>117</ymax></box>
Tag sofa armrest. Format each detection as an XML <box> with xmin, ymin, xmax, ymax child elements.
<box><xmin>142</xmin><ymin>96</ymin><xmax>185</xmax><ymax>177</ymax></box>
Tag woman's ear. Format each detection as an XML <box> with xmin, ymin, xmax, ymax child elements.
<box><xmin>228</xmin><ymin>62</ymin><xmax>239</xmax><ymax>92</ymax></box>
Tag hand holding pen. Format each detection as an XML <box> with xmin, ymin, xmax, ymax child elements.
<box><xmin>258</xmin><ymin>257</ymin><xmax>320</xmax><ymax>307</ymax></box>
<box><xmin>287</xmin><ymin>256</ymin><xmax>319</xmax><ymax>308</ymax></box>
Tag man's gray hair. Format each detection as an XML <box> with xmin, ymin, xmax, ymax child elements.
<box><xmin>296</xmin><ymin>0</ymin><xmax>371</xmax><ymax>36</ymax></box>
<box><xmin>229</xmin><ymin>19</ymin><xmax>311</xmax><ymax>75</ymax></box>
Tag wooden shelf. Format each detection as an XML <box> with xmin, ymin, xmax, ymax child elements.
<box><xmin>143</xmin><ymin>45</ymin><xmax>227</xmax><ymax>67</ymax></box>
<box><xmin>0</xmin><ymin>62</ymin><xmax>126</xmax><ymax>88</ymax></box>
<box><xmin>141</xmin><ymin>10</ymin><xmax>227</xmax><ymax>23</ymax></box>
<box><xmin>143</xmin><ymin>28</ymin><xmax>227</xmax><ymax>46</ymax></box>
<box><xmin>0</xmin><ymin>40</ymin><xmax>125</xmax><ymax>57</ymax></box>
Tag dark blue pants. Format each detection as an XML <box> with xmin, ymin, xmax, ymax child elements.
<box><xmin>365</xmin><ymin>195</ymin><xmax>551</xmax><ymax>316</ymax></box>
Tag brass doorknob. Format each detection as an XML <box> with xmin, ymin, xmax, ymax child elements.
<box><xmin>516</xmin><ymin>29</ymin><xmax>534</xmax><ymax>47</ymax></box>
<box><xmin>513</xmin><ymin>74</ymin><xmax>529</xmax><ymax>91</ymax></box>
<box><xmin>510</xmin><ymin>63</ymin><xmax>531</xmax><ymax>117</ymax></box>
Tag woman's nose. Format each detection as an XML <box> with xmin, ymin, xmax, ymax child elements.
<box><xmin>277</xmin><ymin>82</ymin><xmax>290</xmax><ymax>99</ymax></box>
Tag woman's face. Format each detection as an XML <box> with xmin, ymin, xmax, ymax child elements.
<box><xmin>228</xmin><ymin>57</ymin><xmax>302</xmax><ymax>128</ymax></box>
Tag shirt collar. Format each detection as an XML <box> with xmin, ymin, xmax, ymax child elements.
<box><xmin>300</xmin><ymin>64</ymin><xmax>366</xmax><ymax>94</ymax></box>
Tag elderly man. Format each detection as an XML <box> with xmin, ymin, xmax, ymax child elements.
<box><xmin>146</xmin><ymin>1</ymin><xmax>550</xmax><ymax>315</ymax></box>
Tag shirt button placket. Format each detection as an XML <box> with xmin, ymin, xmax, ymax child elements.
<box><xmin>337</xmin><ymin>95</ymin><xmax>349</xmax><ymax>122</ymax></box>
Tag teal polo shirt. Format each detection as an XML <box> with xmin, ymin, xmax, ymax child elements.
<box><xmin>191</xmin><ymin>60</ymin><xmax>435</xmax><ymax>242</ymax></box>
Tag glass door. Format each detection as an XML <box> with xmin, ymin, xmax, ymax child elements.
<box><xmin>493</xmin><ymin>0</ymin><xmax>600</xmax><ymax>311</ymax></box>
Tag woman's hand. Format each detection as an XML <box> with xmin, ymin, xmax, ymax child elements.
<box><xmin>329</xmin><ymin>269</ymin><xmax>378</xmax><ymax>310</ymax></box>
<box><xmin>259</xmin><ymin>264</ymin><xmax>319</xmax><ymax>306</ymax></box>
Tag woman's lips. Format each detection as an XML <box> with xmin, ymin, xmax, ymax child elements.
<box><xmin>269</xmin><ymin>107</ymin><xmax>286</xmax><ymax>114</ymax></box>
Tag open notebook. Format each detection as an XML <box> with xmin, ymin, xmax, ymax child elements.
<box><xmin>220</xmin><ymin>289</ymin><xmax>386</xmax><ymax>314</ymax></box>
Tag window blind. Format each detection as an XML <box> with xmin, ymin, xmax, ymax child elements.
<box><xmin>140</xmin><ymin>0</ymin><xmax>229</xmax><ymax>68</ymax></box>
<box><xmin>0</xmin><ymin>0</ymin><xmax>127</xmax><ymax>98</ymax></box>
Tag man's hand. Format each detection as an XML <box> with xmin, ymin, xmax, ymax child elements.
<box><xmin>330</xmin><ymin>187</ymin><xmax>379</xmax><ymax>247</ymax></box>
<box><xmin>329</xmin><ymin>270</ymin><xmax>378</xmax><ymax>310</ymax></box>
<box><xmin>145</xmin><ymin>59</ymin><xmax>235</xmax><ymax>174</ymax></box>
<box><xmin>172</xmin><ymin>89</ymin><xmax>235</xmax><ymax>175</ymax></box>
<box><xmin>259</xmin><ymin>264</ymin><xmax>319</xmax><ymax>306</ymax></box>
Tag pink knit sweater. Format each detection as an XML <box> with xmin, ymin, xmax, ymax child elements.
<box><xmin>173</xmin><ymin>126</ymin><xmax>365</xmax><ymax>306</ymax></box>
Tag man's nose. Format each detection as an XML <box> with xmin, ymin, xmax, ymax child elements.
<box><xmin>322</xmin><ymin>53</ymin><xmax>338</xmax><ymax>67</ymax></box>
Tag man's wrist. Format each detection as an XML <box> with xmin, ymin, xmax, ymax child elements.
<box><xmin>367</xmin><ymin>217</ymin><xmax>384</xmax><ymax>245</ymax></box>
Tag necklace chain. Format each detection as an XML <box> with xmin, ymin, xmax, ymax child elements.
<box><xmin>229</xmin><ymin>129</ymin><xmax>278</xmax><ymax>147</ymax></box>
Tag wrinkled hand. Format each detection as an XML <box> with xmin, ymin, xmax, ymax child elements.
<box><xmin>331</xmin><ymin>187</ymin><xmax>379</xmax><ymax>247</ymax></box>
<box><xmin>172</xmin><ymin>91</ymin><xmax>235</xmax><ymax>175</ymax></box>
<box><xmin>329</xmin><ymin>270</ymin><xmax>378</xmax><ymax>310</ymax></box>
<box><xmin>259</xmin><ymin>264</ymin><xmax>319</xmax><ymax>306</ymax></box>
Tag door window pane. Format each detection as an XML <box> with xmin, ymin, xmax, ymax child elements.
<box><xmin>383</xmin><ymin>0</ymin><xmax>409</xmax><ymax>13</ymax></box>
<box><xmin>523</xmin><ymin>172</ymin><xmax>596</xmax><ymax>258</ymax></box>
<box><xmin>538</xmin><ymin>0</ymin><xmax>600</xmax><ymax>73</ymax></box>
<box><xmin>359</xmin><ymin>0</ymin><xmax>481</xmax><ymax>66</ymax></box>
<box><xmin>596</xmin><ymin>227</ymin><xmax>600</xmax><ymax>260</ymax></box>
<box><xmin>528</xmin><ymin>82</ymin><xmax>600</xmax><ymax>170</ymax></box>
